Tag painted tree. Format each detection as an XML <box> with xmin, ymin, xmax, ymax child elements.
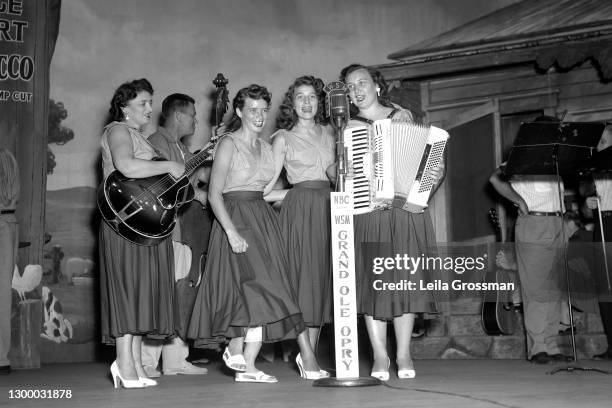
<box><xmin>47</xmin><ymin>99</ymin><xmax>74</xmax><ymax>174</ymax></box>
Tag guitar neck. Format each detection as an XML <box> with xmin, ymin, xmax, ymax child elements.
<box><xmin>183</xmin><ymin>143</ymin><xmax>214</xmax><ymax>177</ymax></box>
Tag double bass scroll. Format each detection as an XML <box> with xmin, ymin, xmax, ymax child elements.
<box><xmin>211</xmin><ymin>73</ymin><xmax>229</xmax><ymax>130</ymax></box>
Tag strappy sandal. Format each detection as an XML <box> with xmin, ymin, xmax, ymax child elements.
<box><xmin>235</xmin><ymin>371</ymin><xmax>278</xmax><ymax>383</ymax></box>
<box><xmin>222</xmin><ymin>347</ymin><xmax>247</xmax><ymax>372</ymax></box>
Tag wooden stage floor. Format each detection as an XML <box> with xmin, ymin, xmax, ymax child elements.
<box><xmin>1</xmin><ymin>359</ymin><xmax>611</xmax><ymax>408</ymax></box>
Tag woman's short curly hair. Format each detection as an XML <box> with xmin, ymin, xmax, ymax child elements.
<box><xmin>339</xmin><ymin>64</ymin><xmax>393</xmax><ymax>116</ymax></box>
<box><xmin>226</xmin><ymin>84</ymin><xmax>272</xmax><ymax>132</ymax></box>
<box><xmin>109</xmin><ymin>78</ymin><xmax>154</xmax><ymax>122</ymax></box>
<box><xmin>276</xmin><ymin>75</ymin><xmax>328</xmax><ymax>130</ymax></box>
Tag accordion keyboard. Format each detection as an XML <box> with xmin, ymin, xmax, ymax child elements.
<box><xmin>345</xmin><ymin>126</ymin><xmax>371</xmax><ymax>213</ymax></box>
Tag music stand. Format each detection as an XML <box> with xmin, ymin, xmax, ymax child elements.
<box><xmin>505</xmin><ymin>121</ymin><xmax>609</xmax><ymax>375</ymax></box>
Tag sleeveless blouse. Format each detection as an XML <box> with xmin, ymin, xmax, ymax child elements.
<box><xmin>222</xmin><ymin>134</ymin><xmax>275</xmax><ymax>193</ymax></box>
<box><xmin>271</xmin><ymin>125</ymin><xmax>335</xmax><ymax>184</ymax></box>
<box><xmin>100</xmin><ymin>121</ymin><xmax>157</xmax><ymax>178</ymax></box>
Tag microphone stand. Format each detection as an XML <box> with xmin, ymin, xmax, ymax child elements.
<box><xmin>334</xmin><ymin>115</ymin><xmax>348</xmax><ymax>193</ymax></box>
<box><xmin>314</xmin><ymin>82</ymin><xmax>381</xmax><ymax>387</ymax></box>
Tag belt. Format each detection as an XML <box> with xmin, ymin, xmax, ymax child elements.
<box><xmin>600</xmin><ymin>210</ymin><xmax>612</xmax><ymax>217</ymax></box>
<box><xmin>0</xmin><ymin>209</ymin><xmax>15</xmax><ymax>214</ymax></box>
<box><xmin>294</xmin><ymin>180</ymin><xmax>331</xmax><ymax>189</ymax></box>
<box><xmin>528</xmin><ymin>211</ymin><xmax>562</xmax><ymax>217</ymax></box>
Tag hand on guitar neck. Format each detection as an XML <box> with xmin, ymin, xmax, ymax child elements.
<box><xmin>166</xmin><ymin>161</ymin><xmax>186</xmax><ymax>179</ymax></box>
<box><xmin>495</xmin><ymin>249</ymin><xmax>517</xmax><ymax>271</ymax></box>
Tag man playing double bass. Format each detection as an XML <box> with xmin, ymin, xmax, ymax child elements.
<box><xmin>141</xmin><ymin>93</ymin><xmax>211</xmax><ymax>376</ymax></box>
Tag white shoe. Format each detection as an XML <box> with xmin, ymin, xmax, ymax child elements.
<box><xmin>163</xmin><ymin>362</ymin><xmax>208</xmax><ymax>376</ymax></box>
<box><xmin>295</xmin><ymin>353</ymin><xmax>330</xmax><ymax>380</ymax></box>
<box><xmin>235</xmin><ymin>371</ymin><xmax>277</xmax><ymax>383</ymax></box>
<box><xmin>138</xmin><ymin>377</ymin><xmax>158</xmax><ymax>387</ymax></box>
<box><xmin>110</xmin><ymin>361</ymin><xmax>145</xmax><ymax>389</ymax></box>
<box><xmin>370</xmin><ymin>357</ymin><xmax>390</xmax><ymax>381</ymax></box>
<box><xmin>222</xmin><ymin>347</ymin><xmax>247</xmax><ymax>372</ymax></box>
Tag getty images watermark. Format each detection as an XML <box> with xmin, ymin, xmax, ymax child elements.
<box><xmin>370</xmin><ymin>252</ymin><xmax>516</xmax><ymax>292</ymax></box>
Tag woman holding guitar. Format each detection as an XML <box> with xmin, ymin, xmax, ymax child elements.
<box><xmin>99</xmin><ymin>78</ymin><xmax>184</xmax><ymax>389</ymax></box>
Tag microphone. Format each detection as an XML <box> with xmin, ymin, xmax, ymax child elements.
<box><xmin>324</xmin><ymin>81</ymin><xmax>350</xmax><ymax>192</ymax></box>
<box><xmin>324</xmin><ymin>81</ymin><xmax>350</xmax><ymax>131</ymax></box>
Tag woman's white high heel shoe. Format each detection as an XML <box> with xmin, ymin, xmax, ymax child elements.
<box><xmin>397</xmin><ymin>368</ymin><xmax>416</xmax><ymax>379</ymax></box>
<box><xmin>370</xmin><ymin>357</ymin><xmax>390</xmax><ymax>381</ymax></box>
<box><xmin>138</xmin><ymin>377</ymin><xmax>158</xmax><ymax>387</ymax></box>
<box><xmin>295</xmin><ymin>353</ymin><xmax>330</xmax><ymax>380</ymax></box>
<box><xmin>110</xmin><ymin>361</ymin><xmax>145</xmax><ymax>389</ymax></box>
<box><xmin>397</xmin><ymin>358</ymin><xmax>416</xmax><ymax>379</ymax></box>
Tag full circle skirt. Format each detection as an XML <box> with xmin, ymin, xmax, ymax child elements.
<box><xmin>99</xmin><ymin>221</ymin><xmax>175</xmax><ymax>344</ymax></box>
<box><xmin>354</xmin><ymin>207</ymin><xmax>438</xmax><ymax>319</ymax></box>
<box><xmin>279</xmin><ymin>181</ymin><xmax>332</xmax><ymax>326</ymax></box>
<box><xmin>188</xmin><ymin>191</ymin><xmax>305</xmax><ymax>346</ymax></box>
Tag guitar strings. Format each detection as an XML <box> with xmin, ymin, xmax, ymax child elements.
<box><xmin>128</xmin><ymin>142</ymin><xmax>215</xmax><ymax>203</ymax></box>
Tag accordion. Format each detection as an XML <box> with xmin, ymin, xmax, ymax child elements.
<box><xmin>344</xmin><ymin>119</ymin><xmax>448</xmax><ymax>214</ymax></box>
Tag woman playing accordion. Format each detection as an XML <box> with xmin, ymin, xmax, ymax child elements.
<box><xmin>339</xmin><ymin>64</ymin><xmax>445</xmax><ymax>381</ymax></box>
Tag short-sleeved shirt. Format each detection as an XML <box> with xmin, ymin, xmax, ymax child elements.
<box><xmin>148</xmin><ymin>126</ymin><xmax>194</xmax><ymax>241</ymax></box>
<box><xmin>100</xmin><ymin>121</ymin><xmax>157</xmax><ymax>179</ymax></box>
<box><xmin>594</xmin><ymin>175</ymin><xmax>612</xmax><ymax>211</ymax></box>
<box><xmin>148</xmin><ymin>127</ymin><xmax>192</xmax><ymax>166</ymax></box>
<box><xmin>271</xmin><ymin>125</ymin><xmax>335</xmax><ymax>184</ymax></box>
<box><xmin>510</xmin><ymin>175</ymin><xmax>565</xmax><ymax>212</ymax></box>
<box><xmin>221</xmin><ymin>134</ymin><xmax>274</xmax><ymax>193</ymax></box>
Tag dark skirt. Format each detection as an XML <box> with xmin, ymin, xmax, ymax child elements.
<box><xmin>354</xmin><ymin>207</ymin><xmax>438</xmax><ymax>319</ymax></box>
<box><xmin>187</xmin><ymin>191</ymin><xmax>305</xmax><ymax>346</ymax></box>
<box><xmin>280</xmin><ymin>181</ymin><xmax>332</xmax><ymax>326</ymax></box>
<box><xmin>99</xmin><ymin>221</ymin><xmax>175</xmax><ymax>344</ymax></box>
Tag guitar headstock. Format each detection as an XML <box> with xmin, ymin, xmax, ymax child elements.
<box><xmin>206</xmin><ymin>131</ymin><xmax>222</xmax><ymax>152</ymax></box>
<box><xmin>488</xmin><ymin>208</ymin><xmax>501</xmax><ymax>232</ymax></box>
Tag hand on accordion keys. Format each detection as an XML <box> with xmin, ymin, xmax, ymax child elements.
<box><xmin>427</xmin><ymin>161</ymin><xmax>445</xmax><ymax>185</ymax></box>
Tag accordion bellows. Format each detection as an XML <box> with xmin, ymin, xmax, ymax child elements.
<box><xmin>344</xmin><ymin>119</ymin><xmax>448</xmax><ymax>214</ymax></box>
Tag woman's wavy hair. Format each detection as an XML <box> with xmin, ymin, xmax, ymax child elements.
<box><xmin>225</xmin><ymin>84</ymin><xmax>272</xmax><ymax>133</ymax></box>
<box><xmin>108</xmin><ymin>78</ymin><xmax>154</xmax><ymax>122</ymax></box>
<box><xmin>276</xmin><ymin>75</ymin><xmax>328</xmax><ymax>130</ymax></box>
<box><xmin>339</xmin><ymin>63</ymin><xmax>393</xmax><ymax>117</ymax></box>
